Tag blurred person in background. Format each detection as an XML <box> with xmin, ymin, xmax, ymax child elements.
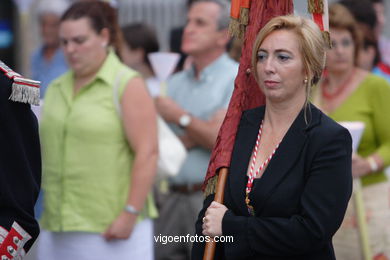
<box><xmin>30</xmin><ymin>0</ymin><xmax>68</xmax><ymax>98</ymax></box>
<box><xmin>228</xmin><ymin>37</ymin><xmax>243</xmax><ymax>63</ymax></box>
<box><xmin>313</xmin><ymin>4</ymin><xmax>390</xmax><ymax>259</ymax></box>
<box><xmin>121</xmin><ymin>23</ymin><xmax>160</xmax><ymax>97</ymax></box>
<box><xmin>37</xmin><ymin>2</ymin><xmax>158</xmax><ymax>259</ymax></box>
<box><xmin>371</xmin><ymin>0</ymin><xmax>386</xmax><ymax>39</ymax></box>
<box><xmin>154</xmin><ymin>0</ymin><xmax>238</xmax><ymax>259</ymax></box>
<box><xmin>370</xmin><ymin>0</ymin><xmax>390</xmax><ymax>81</ymax></box>
<box><xmin>121</xmin><ymin>22</ymin><xmax>169</xmax><ymax>208</ymax></box>
<box><xmin>169</xmin><ymin>0</ymin><xmax>196</xmax><ymax>72</ymax></box>
<box><xmin>339</xmin><ymin>0</ymin><xmax>389</xmax><ymax>81</ymax></box>
<box><xmin>357</xmin><ymin>29</ymin><xmax>380</xmax><ymax>73</ymax></box>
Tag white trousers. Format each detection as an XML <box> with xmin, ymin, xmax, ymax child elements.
<box><xmin>37</xmin><ymin>219</ymin><xmax>154</xmax><ymax>260</ymax></box>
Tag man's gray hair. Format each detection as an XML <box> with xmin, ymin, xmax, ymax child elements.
<box><xmin>191</xmin><ymin>0</ymin><xmax>231</xmax><ymax>30</ymax></box>
<box><xmin>37</xmin><ymin>0</ymin><xmax>69</xmax><ymax>18</ymax></box>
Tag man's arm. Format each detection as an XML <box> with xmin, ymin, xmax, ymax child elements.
<box><xmin>155</xmin><ymin>97</ymin><xmax>226</xmax><ymax>150</ymax></box>
<box><xmin>181</xmin><ymin>109</ymin><xmax>226</xmax><ymax>150</ymax></box>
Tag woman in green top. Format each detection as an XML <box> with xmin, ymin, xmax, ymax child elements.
<box><xmin>313</xmin><ymin>4</ymin><xmax>390</xmax><ymax>259</ymax></box>
<box><xmin>37</xmin><ymin>2</ymin><xmax>158</xmax><ymax>259</ymax></box>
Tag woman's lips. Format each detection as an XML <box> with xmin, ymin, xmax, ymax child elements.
<box><xmin>264</xmin><ymin>80</ymin><xmax>279</xmax><ymax>88</ymax></box>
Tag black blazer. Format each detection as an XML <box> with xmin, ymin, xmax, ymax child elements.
<box><xmin>192</xmin><ymin>104</ymin><xmax>352</xmax><ymax>260</ymax></box>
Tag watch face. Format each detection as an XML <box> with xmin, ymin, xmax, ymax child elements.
<box><xmin>180</xmin><ymin>114</ymin><xmax>191</xmax><ymax>127</ymax></box>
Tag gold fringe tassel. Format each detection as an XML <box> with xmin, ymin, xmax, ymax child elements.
<box><xmin>308</xmin><ymin>0</ymin><xmax>324</xmax><ymax>14</ymax></box>
<box><xmin>322</xmin><ymin>31</ymin><xmax>331</xmax><ymax>49</ymax></box>
<box><xmin>239</xmin><ymin>7</ymin><xmax>249</xmax><ymax>25</ymax></box>
<box><xmin>228</xmin><ymin>7</ymin><xmax>250</xmax><ymax>39</ymax></box>
<box><xmin>228</xmin><ymin>18</ymin><xmax>241</xmax><ymax>38</ymax></box>
<box><xmin>204</xmin><ymin>175</ymin><xmax>218</xmax><ymax>198</ymax></box>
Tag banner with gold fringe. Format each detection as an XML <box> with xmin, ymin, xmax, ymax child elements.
<box><xmin>228</xmin><ymin>0</ymin><xmax>251</xmax><ymax>39</ymax></box>
<box><xmin>307</xmin><ymin>0</ymin><xmax>331</xmax><ymax>48</ymax></box>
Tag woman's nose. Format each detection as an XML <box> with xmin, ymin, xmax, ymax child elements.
<box><xmin>264</xmin><ymin>58</ymin><xmax>275</xmax><ymax>74</ymax></box>
<box><xmin>63</xmin><ymin>42</ymin><xmax>75</xmax><ymax>54</ymax></box>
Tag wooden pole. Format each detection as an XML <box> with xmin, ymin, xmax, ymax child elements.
<box><xmin>353</xmin><ymin>179</ymin><xmax>372</xmax><ymax>260</ymax></box>
<box><xmin>203</xmin><ymin>167</ymin><xmax>229</xmax><ymax>260</ymax></box>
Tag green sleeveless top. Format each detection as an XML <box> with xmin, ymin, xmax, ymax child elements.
<box><xmin>40</xmin><ymin>51</ymin><xmax>158</xmax><ymax>232</ymax></box>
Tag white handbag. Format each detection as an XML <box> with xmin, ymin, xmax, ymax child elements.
<box><xmin>113</xmin><ymin>70</ymin><xmax>187</xmax><ymax>179</ymax></box>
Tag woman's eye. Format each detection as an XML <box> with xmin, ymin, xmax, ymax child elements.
<box><xmin>278</xmin><ymin>54</ymin><xmax>290</xmax><ymax>61</ymax></box>
<box><xmin>60</xmin><ymin>39</ymin><xmax>68</xmax><ymax>46</ymax></box>
<box><xmin>257</xmin><ymin>52</ymin><xmax>267</xmax><ymax>61</ymax></box>
<box><xmin>74</xmin><ymin>37</ymin><xmax>87</xmax><ymax>44</ymax></box>
<box><xmin>341</xmin><ymin>39</ymin><xmax>352</xmax><ymax>48</ymax></box>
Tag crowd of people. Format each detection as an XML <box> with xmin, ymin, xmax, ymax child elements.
<box><xmin>1</xmin><ymin>0</ymin><xmax>389</xmax><ymax>259</ymax></box>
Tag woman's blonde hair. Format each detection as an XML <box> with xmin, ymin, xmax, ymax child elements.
<box><xmin>329</xmin><ymin>3</ymin><xmax>362</xmax><ymax>65</ymax></box>
<box><xmin>251</xmin><ymin>15</ymin><xmax>327</xmax><ymax>103</ymax></box>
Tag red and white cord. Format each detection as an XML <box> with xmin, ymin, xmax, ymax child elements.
<box><xmin>246</xmin><ymin>120</ymin><xmax>280</xmax><ymax>194</ymax></box>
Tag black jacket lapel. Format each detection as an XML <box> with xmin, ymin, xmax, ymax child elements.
<box><xmin>228</xmin><ymin>106</ymin><xmax>265</xmax><ymax>216</ymax></box>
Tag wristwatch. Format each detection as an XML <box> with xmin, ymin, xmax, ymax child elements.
<box><xmin>179</xmin><ymin>114</ymin><xmax>192</xmax><ymax>128</ymax></box>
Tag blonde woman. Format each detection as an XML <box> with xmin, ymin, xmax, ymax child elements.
<box><xmin>192</xmin><ymin>15</ymin><xmax>352</xmax><ymax>260</ymax></box>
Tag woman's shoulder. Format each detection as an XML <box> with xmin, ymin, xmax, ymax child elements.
<box><xmin>51</xmin><ymin>70</ymin><xmax>71</xmax><ymax>84</ymax></box>
<box><xmin>308</xmin><ymin>104</ymin><xmax>352</xmax><ymax>146</ymax></box>
<box><xmin>118</xmin><ymin>63</ymin><xmax>138</xmax><ymax>76</ymax></box>
<box><xmin>359</xmin><ymin>72</ymin><xmax>390</xmax><ymax>90</ymax></box>
<box><xmin>45</xmin><ymin>71</ymin><xmax>72</xmax><ymax>94</ymax></box>
<box><xmin>356</xmin><ymin>72</ymin><xmax>390</xmax><ymax>106</ymax></box>
<box><xmin>239</xmin><ymin>105</ymin><xmax>265</xmax><ymax>126</ymax></box>
<box><xmin>100</xmin><ymin>51</ymin><xmax>139</xmax><ymax>82</ymax></box>
<box><xmin>114</xmin><ymin>62</ymin><xmax>139</xmax><ymax>81</ymax></box>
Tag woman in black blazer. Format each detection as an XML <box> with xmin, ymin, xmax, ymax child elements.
<box><xmin>192</xmin><ymin>15</ymin><xmax>353</xmax><ymax>260</ymax></box>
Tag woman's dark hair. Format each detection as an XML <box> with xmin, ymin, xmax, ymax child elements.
<box><xmin>361</xmin><ymin>25</ymin><xmax>381</xmax><ymax>66</ymax></box>
<box><xmin>370</xmin><ymin>0</ymin><xmax>383</xmax><ymax>3</ymax></box>
<box><xmin>61</xmin><ymin>1</ymin><xmax>123</xmax><ymax>54</ymax></box>
<box><xmin>121</xmin><ymin>23</ymin><xmax>159</xmax><ymax>69</ymax></box>
<box><xmin>339</xmin><ymin>0</ymin><xmax>377</xmax><ymax>31</ymax></box>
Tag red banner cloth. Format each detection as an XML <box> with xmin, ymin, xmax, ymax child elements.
<box><xmin>230</xmin><ymin>0</ymin><xmax>251</xmax><ymax>20</ymax></box>
<box><xmin>203</xmin><ymin>0</ymin><xmax>294</xmax><ymax>190</ymax></box>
